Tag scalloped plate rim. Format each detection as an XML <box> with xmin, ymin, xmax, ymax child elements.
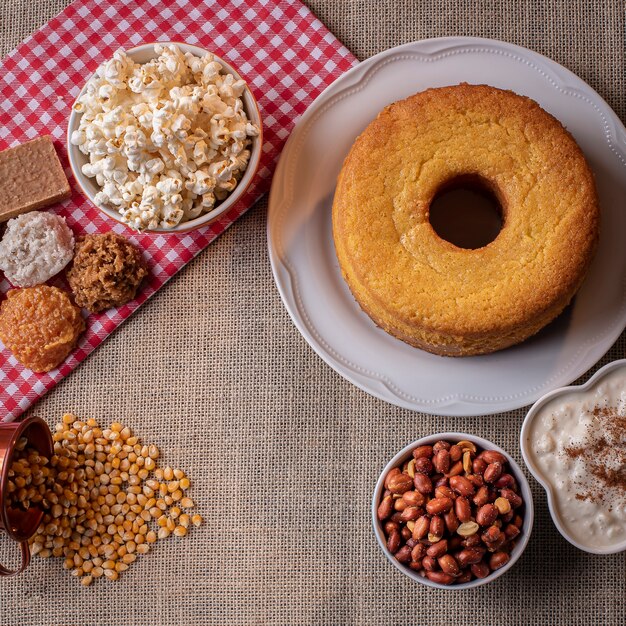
<box><xmin>267</xmin><ymin>36</ymin><xmax>626</xmax><ymax>416</ymax></box>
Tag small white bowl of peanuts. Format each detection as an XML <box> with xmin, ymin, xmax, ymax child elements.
<box><xmin>372</xmin><ymin>433</ymin><xmax>533</xmax><ymax>589</ymax></box>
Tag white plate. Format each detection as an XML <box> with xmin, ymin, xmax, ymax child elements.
<box><xmin>267</xmin><ymin>37</ymin><xmax>626</xmax><ymax>416</ymax></box>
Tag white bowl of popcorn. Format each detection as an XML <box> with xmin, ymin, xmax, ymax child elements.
<box><xmin>67</xmin><ymin>42</ymin><xmax>262</xmax><ymax>232</ymax></box>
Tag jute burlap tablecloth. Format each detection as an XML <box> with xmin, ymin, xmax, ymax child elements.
<box><xmin>1</xmin><ymin>1</ymin><xmax>624</xmax><ymax>624</ymax></box>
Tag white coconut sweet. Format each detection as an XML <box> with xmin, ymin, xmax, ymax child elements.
<box><xmin>0</xmin><ymin>211</ymin><xmax>75</xmax><ymax>287</ymax></box>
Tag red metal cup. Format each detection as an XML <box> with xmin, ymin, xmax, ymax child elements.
<box><xmin>0</xmin><ymin>416</ymin><xmax>53</xmax><ymax>576</ymax></box>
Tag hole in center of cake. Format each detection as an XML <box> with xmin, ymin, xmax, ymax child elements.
<box><xmin>428</xmin><ymin>175</ymin><xmax>503</xmax><ymax>249</ymax></box>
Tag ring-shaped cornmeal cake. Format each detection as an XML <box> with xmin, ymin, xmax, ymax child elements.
<box><xmin>332</xmin><ymin>84</ymin><xmax>599</xmax><ymax>356</ymax></box>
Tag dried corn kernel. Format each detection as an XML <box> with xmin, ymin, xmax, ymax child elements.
<box><xmin>6</xmin><ymin>414</ymin><xmax>200</xmax><ymax>587</ymax></box>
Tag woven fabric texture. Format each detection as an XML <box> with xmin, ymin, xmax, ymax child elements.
<box><xmin>1</xmin><ymin>1</ymin><xmax>625</xmax><ymax>625</ymax></box>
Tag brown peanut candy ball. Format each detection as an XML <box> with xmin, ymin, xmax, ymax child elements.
<box><xmin>67</xmin><ymin>232</ymin><xmax>147</xmax><ymax>313</ymax></box>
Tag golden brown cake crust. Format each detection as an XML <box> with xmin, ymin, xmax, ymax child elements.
<box><xmin>332</xmin><ymin>84</ymin><xmax>599</xmax><ymax>356</ymax></box>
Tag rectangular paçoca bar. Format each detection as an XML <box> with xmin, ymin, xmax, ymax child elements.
<box><xmin>0</xmin><ymin>135</ymin><xmax>71</xmax><ymax>222</ymax></box>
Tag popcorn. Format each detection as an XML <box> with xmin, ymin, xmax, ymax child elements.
<box><xmin>72</xmin><ymin>44</ymin><xmax>259</xmax><ymax>230</ymax></box>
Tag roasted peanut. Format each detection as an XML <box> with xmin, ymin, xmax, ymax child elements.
<box><xmin>422</xmin><ymin>555</ymin><xmax>438</xmax><ymax>572</ymax></box>
<box><xmin>500</xmin><ymin>488</ymin><xmax>523</xmax><ymax>509</ymax></box>
<box><xmin>435</xmin><ymin>485</ymin><xmax>454</xmax><ymax>500</ymax></box>
<box><xmin>456</xmin><ymin>568</ymin><xmax>472</xmax><ymax>583</ymax></box>
<box><xmin>400</xmin><ymin>506</ymin><xmax>421</xmax><ymax>522</ymax></box>
<box><xmin>444</xmin><ymin>509</ymin><xmax>460</xmax><ymax>534</ymax></box>
<box><xmin>426</xmin><ymin>571</ymin><xmax>455</xmax><ymax>585</ymax></box>
<box><xmin>406</xmin><ymin>459</ymin><xmax>416</xmax><ymax>478</ymax></box>
<box><xmin>411</xmin><ymin>543</ymin><xmax>426</xmax><ymax>561</ymax></box>
<box><xmin>413</xmin><ymin>473</ymin><xmax>433</xmax><ymax>495</ymax></box>
<box><xmin>483</xmin><ymin>462</ymin><xmax>503</xmax><ymax>484</ymax></box>
<box><xmin>429</xmin><ymin>515</ymin><xmax>444</xmax><ymax>540</ymax></box>
<box><xmin>426</xmin><ymin>539</ymin><xmax>448</xmax><ymax>558</ymax></box>
<box><xmin>394</xmin><ymin>498</ymin><xmax>408</xmax><ymax>512</ymax></box>
<box><xmin>482</xmin><ymin>527</ymin><xmax>505</xmax><ymax>552</ymax></box>
<box><xmin>446</xmin><ymin>461</ymin><xmax>464</xmax><ymax>477</ymax></box>
<box><xmin>394</xmin><ymin>545</ymin><xmax>412</xmax><ymax>563</ymax></box>
<box><xmin>414</xmin><ymin>457</ymin><xmax>433</xmax><ymax>475</ymax></box>
<box><xmin>476</xmin><ymin>504</ymin><xmax>498</xmax><ymax>527</ymax></box>
<box><xmin>438</xmin><ymin>554</ymin><xmax>460</xmax><ymax>576</ymax></box>
<box><xmin>384</xmin><ymin>467</ymin><xmax>401</xmax><ymax>490</ymax></box>
<box><xmin>504</xmin><ymin>523</ymin><xmax>520</xmax><ymax>541</ymax></box>
<box><xmin>434</xmin><ymin>475</ymin><xmax>449</xmax><ymax>488</ymax></box>
<box><xmin>433</xmin><ymin>440</ymin><xmax>451</xmax><ymax>453</ymax></box>
<box><xmin>456</xmin><ymin>547</ymin><xmax>485</xmax><ymax>566</ymax></box>
<box><xmin>426</xmin><ymin>496</ymin><xmax>453</xmax><ymax>515</ymax></box>
<box><xmin>472</xmin><ymin>486</ymin><xmax>490</xmax><ymax>507</ymax></box>
<box><xmin>481</xmin><ymin>525</ymin><xmax>503</xmax><ymax>544</ymax></box>
<box><xmin>433</xmin><ymin>449</ymin><xmax>451</xmax><ymax>474</ymax></box>
<box><xmin>456</xmin><ymin>521</ymin><xmax>479</xmax><ymax>537</ymax></box>
<box><xmin>383</xmin><ymin>520</ymin><xmax>399</xmax><ymax>535</ymax></box>
<box><xmin>462</xmin><ymin>451</ymin><xmax>473</xmax><ymax>474</ymax></box>
<box><xmin>472</xmin><ymin>458</ymin><xmax>488</xmax><ymax>475</ymax></box>
<box><xmin>470</xmin><ymin>561</ymin><xmax>490</xmax><ymax>579</ymax></box>
<box><xmin>489</xmin><ymin>551</ymin><xmax>510</xmax><ymax>570</ymax></box>
<box><xmin>448</xmin><ymin>535</ymin><xmax>463</xmax><ymax>551</ymax></box>
<box><xmin>402</xmin><ymin>490</ymin><xmax>425</xmax><ymax>507</ymax></box>
<box><xmin>494</xmin><ymin>496</ymin><xmax>511</xmax><ymax>515</ymax></box>
<box><xmin>377</xmin><ymin>496</ymin><xmax>393</xmax><ymax>521</ymax></box>
<box><xmin>457</xmin><ymin>440</ymin><xmax>477</xmax><ymax>453</ymax></box>
<box><xmin>449</xmin><ymin>475</ymin><xmax>475</xmax><ymax>497</ymax></box>
<box><xmin>412</xmin><ymin>445</ymin><xmax>433</xmax><ymax>460</ymax></box>
<box><xmin>413</xmin><ymin>516</ymin><xmax>430</xmax><ymax>540</ymax></box>
<box><xmin>495</xmin><ymin>473</ymin><xmax>517</xmax><ymax>489</ymax></box>
<box><xmin>387</xmin><ymin>473</ymin><xmax>413</xmax><ymax>494</ymax></box>
<box><xmin>479</xmin><ymin>450</ymin><xmax>506</xmax><ymax>465</ymax></box>
<box><xmin>387</xmin><ymin>530</ymin><xmax>401</xmax><ymax>553</ymax></box>
<box><xmin>449</xmin><ymin>445</ymin><xmax>462</xmax><ymax>462</ymax></box>
<box><xmin>455</xmin><ymin>496</ymin><xmax>472</xmax><ymax>523</ymax></box>
<box><xmin>463</xmin><ymin>534</ymin><xmax>482</xmax><ymax>548</ymax></box>
<box><xmin>467</xmin><ymin>474</ymin><xmax>484</xmax><ymax>488</ymax></box>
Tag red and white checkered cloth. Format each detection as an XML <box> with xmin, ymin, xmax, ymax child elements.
<box><xmin>0</xmin><ymin>0</ymin><xmax>357</xmax><ymax>421</ymax></box>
